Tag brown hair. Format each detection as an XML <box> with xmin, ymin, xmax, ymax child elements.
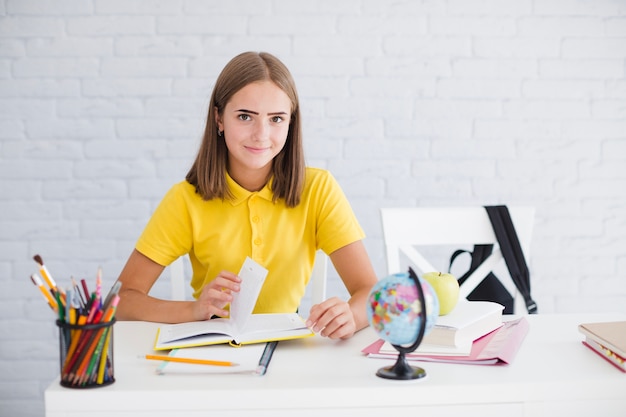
<box><xmin>186</xmin><ymin>51</ymin><xmax>305</xmax><ymax>207</ymax></box>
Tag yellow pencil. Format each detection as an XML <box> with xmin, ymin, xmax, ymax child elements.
<box><xmin>63</xmin><ymin>314</ymin><xmax>87</xmax><ymax>370</ymax></box>
<box><xmin>96</xmin><ymin>329</ymin><xmax>113</xmax><ymax>384</ymax></box>
<box><xmin>144</xmin><ymin>354</ymin><xmax>237</xmax><ymax>367</ymax></box>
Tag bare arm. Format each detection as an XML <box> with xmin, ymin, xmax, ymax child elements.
<box><xmin>116</xmin><ymin>249</ymin><xmax>241</xmax><ymax>323</ymax></box>
<box><xmin>306</xmin><ymin>240</ymin><xmax>378</xmax><ymax>339</ymax></box>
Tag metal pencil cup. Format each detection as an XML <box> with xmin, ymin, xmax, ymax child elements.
<box><xmin>56</xmin><ymin>318</ymin><xmax>116</xmax><ymax>388</ymax></box>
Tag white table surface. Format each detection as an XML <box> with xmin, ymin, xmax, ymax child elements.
<box><xmin>45</xmin><ymin>313</ymin><xmax>626</xmax><ymax>417</ymax></box>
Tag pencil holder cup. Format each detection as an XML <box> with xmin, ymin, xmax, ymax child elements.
<box><xmin>56</xmin><ymin>319</ymin><xmax>116</xmax><ymax>388</ymax></box>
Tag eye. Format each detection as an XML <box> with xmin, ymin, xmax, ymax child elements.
<box><xmin>271</xmin><ymin>115</ymin><xmax>284</xmax><ymax>123</ymax></box>
<box><xmin>238</xmin><ymin>114</ymin><xmax>251</xmax><ymax>121</ymax></box>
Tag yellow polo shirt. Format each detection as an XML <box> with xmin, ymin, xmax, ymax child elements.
<box><xmin>135</xmin><ymin>167</ymin><xmax>365</xmax><ymax>313</ymax></box>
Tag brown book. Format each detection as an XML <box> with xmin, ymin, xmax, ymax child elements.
<box><xmin>578</xmin><ymin>320</ymin><xmax>626</xmax><ymax>358</ymax></box>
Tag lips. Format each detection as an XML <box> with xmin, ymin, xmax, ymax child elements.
<box><xmin>245</xmin><ymin>146</ymin><xmax>269</xmax><ymax>154</ymax></box>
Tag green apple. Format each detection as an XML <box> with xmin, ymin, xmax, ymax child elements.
<box><xmin>422</xmin><ymin>271</ymin><xmax>459</xmax><ymax>315</ymax></box>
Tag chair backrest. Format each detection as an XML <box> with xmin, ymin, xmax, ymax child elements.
<box><xmin>169</xmin><ymin>255</ymin><xmax>187</xmax><ymax>301</ymax></box>
<box><xmin>309</xmin><ymin>250</ymin><xmax>328</xmax><ymax>306</ymax></box>
<box><xmin>169</xmin><ymin>251</ymin><xmax>328</xmax><ymax>305</ymax></box>
<box><xmin>380</xmin><ymin>206</ymin><xmax>535</xmax><ymax>312</ymax></box>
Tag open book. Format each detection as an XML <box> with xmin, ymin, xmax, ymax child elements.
<box><xmin>154</xmin><ymin>313</ymin><xmax>312</xmax><ymax>350</ymax></box>
<box><xmin>153</xmin><ymin>257</ymin><xmax>314</xmax><ymax>351</ymax></box>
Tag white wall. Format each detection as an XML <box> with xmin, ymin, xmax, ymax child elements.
<box><xmin>1</xmin><ymin>1</ymin><xmax>625</xmax><ymax>415</ymax></box>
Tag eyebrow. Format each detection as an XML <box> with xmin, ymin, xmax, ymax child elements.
<box><xmin>235</xmin><ymin>109</ymin><xmax>289</xmax><ymax>116</ymax></box>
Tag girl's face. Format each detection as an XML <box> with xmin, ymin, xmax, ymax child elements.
<box><xmin>216</xmin><ymin>81</ymin><xmax>292</xmax><ymax>191</ymax></box>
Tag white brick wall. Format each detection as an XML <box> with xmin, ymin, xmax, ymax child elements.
<box><xmin>1</xmin><ymin>0</ymin><xmax>625</xmax><ymax>415</ymax></box>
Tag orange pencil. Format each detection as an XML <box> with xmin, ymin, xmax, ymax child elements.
<box><xmin>63</xmin><ymin>310</ymin><xmax>103</xmax><ymax>375</ymax></box>
<box><xmin>70</xmin><ymin>296</ymin><xmax>120</xmax><ymax>384</ymax></box>
<box><xmin>144</xmin><ymin>354</ymin><xmax>236</xmax><ymax>367</ymax></box>
<box><xmin>62</xmin><ymin>313</ymin><xmax>91</xmax><ymax>372</ymax></box>
<box><xmin>101</xmin><ymin>295</ymin><xmax>119</xmax><ymax>323</ymax></box>
<box><xmin>72</xmin><ymin>333</ymin><xmax>102</xmax><ymax>384</ymax></box>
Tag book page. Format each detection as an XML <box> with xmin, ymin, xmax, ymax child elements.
<box><xmin>242</xmin><ymin>313</ymin><xmax>309</xmax><ymax>333</ymax></box>
<box><xmin>234</xmin><ymin>313</ymin><xmax>314</xmax><ymax>344</ymax></box>
<box><xmin>230</xmin><ymin>257</ymin><xmax>268</xmax><ymax>332</ymax></box>
<box><xmin>157</xmin><ymin>318</ymin><xmax>234</xmax><ymax>344</ymax></box>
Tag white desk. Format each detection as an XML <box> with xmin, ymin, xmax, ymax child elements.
<box><xmin>45</xmin><ymin>313</ymin><xmax>626</xmax><ymax>417</ymax></box>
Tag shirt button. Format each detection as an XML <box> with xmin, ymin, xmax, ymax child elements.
<box><xmin>252</xmin><ymin>216</ymin><xmax>260</xmax><ymax>223</ymax></box>
<box><xmin>254</xmin><ymin>238</ymin><xmax>262</xmax><ymax>246</ymax></box>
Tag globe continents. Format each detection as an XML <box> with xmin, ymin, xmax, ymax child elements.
<box><xmin>367</xmin><ymin>271</ymin><xmax>439</xmax><ymax>346</ymax></box>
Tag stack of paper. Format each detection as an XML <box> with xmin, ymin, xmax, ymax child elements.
<box><xmin>578</xmin><ymin>320</ymin><xmax>626</xmax><ymax>373</ymax></box>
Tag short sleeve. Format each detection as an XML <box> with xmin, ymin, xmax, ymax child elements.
<box><xmin>135</xmin><ymin>182</ymin><xmax>194</xmax><ymax>266</ymax></box>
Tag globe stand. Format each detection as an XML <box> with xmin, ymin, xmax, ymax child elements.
<box><xmin>375</xmin><ymin>267</ymin><xmax>428</xmax><ymax>381</ymax></box>
<box><xmin>375</xmin><ymin>351</ymin><xmax>426</xmax><ymax>380</ymax></box>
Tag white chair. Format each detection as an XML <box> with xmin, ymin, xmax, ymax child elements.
<box><xmin>380</xmin><ymin>206</ymin><xmax>535</xmax><ymax>313</ymax></box>
<box><xmin>169</xmin><ymin>254</ymin><xmax>187</xmax><ymax>301</ymax></box>
<box><xmin>169</xmin><ymin>251</ymin><xmax>328</xmax><ymax>305</ymax></box>
<box><xmin>309</xmin><ymin>250</ymin><xmax>328</xmax><ymax>306</ymax></box>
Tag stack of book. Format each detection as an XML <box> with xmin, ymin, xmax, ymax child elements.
<box><xmin>363</xmin><ymin>300</ymin><xmax>530</xmax><ymax>365</ymax></box>
<box><xmin>578</xmin><ymin>320</ymin><xmax>626</xmax><ymax>373</ymax></box>
<box><xmin>419</xmin><ymin>300</ymin><xmax>504</xmax><ymax>355</ymax></box>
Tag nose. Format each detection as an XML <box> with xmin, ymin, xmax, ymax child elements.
<box><xmin>252</xmin><ymin>120</ymin><xmax>270</xmax><ymax>141</ymax></box>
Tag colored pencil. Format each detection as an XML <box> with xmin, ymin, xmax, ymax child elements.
<box><xmin>96</xmin><ymin>328</ymin><xmax>113</xmax><ymax>384</ymax></box>
<box><xmin>144</xmin><ymin>354</ymin><xmax>237</xmax><ymax>367</ymax></box>
<box><xmin>30</xmin><ymin>257</ymin><xmax>119</xmax><ymax>387</ymax></box>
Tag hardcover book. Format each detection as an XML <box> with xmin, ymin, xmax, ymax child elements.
<box><xmin>421</xmin><ymin>300</ymin><xmax>504</xmax><ymax>349</ymax></box>
<box><xmin>582</xmin><ymin>337</ymin><xmax>626</xmax><ymax>373</ymax></box>
<box><xmin>578</xmin><ymin>320</ymin><xmax>626</xmax><ymax>359</ymax></box>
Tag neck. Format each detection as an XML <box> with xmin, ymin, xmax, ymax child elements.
<box><xmin>228</xmin><ymin>166</ymin><xmax>271</xmax><ymax>192</ymax></box>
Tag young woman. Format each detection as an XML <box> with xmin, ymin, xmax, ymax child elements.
<box><xmin>116</xmin><ymin>51</ymin><xmax>378</xmax><ymax>339</ymax></box>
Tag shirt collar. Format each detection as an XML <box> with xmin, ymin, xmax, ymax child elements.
<box><xmin>226</xmin><ymin>171</ymin><xmax>274</xmax><ymax>205</ymax></box>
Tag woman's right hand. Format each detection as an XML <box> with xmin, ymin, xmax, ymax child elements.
<box><xmin>193</xmin><ymin>271</ymin><xmax>242</xmax><ymax>321</ymax></box>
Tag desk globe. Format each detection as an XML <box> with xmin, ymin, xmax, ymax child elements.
<box><xmin>366</xmin><ymin>267</ymin><xmax>439</xmax><ymax>380</ymax></box>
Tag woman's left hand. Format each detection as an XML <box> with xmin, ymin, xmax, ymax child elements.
<box><xmin>305</xmin><ymin>297</ymin><xmax>357</xmax><ymax>340</ymax></box>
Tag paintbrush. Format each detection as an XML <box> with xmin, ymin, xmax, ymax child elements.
<box><xmin>33</xmin><ymin>254</ymin><xmax>64</xmax><ymax>295</ymax></box>
<box><xmin>30</xmin><ymin>273</ymin><xmax>58</xmax><ymax>311</ymax></box>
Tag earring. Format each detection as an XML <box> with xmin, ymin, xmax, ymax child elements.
<box><xmin>218</xmin><ymin>130</ymin><xmax>223</xmax><ymax>137</ymax></box>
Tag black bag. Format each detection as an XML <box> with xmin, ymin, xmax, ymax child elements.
<box><xmin>448</xmin><ymin>205</ymin><xmax>538</xmax><ymax>315</ymax></box>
